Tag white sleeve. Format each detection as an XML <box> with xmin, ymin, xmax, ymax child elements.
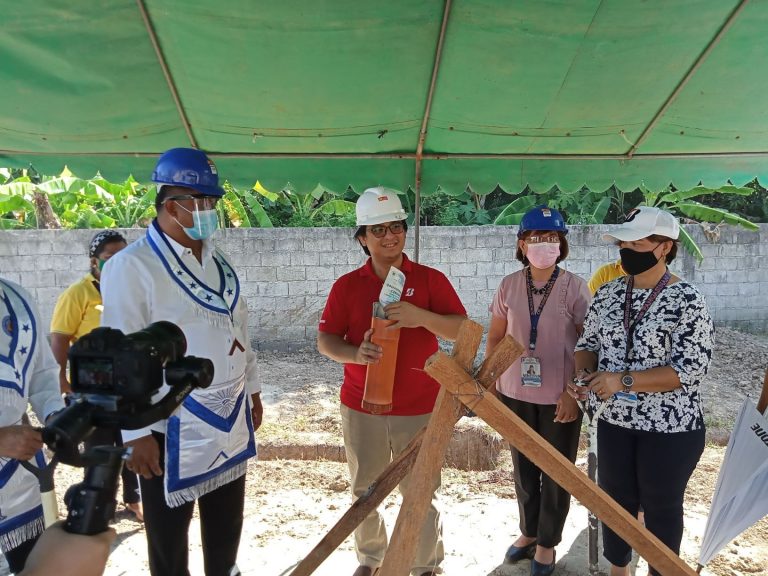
<box><xmin>100</xmin><ymin>253</ymin><xmax>154</xmax><ymax>442</ymax></box>
<box><xmin>28</xmin><ymin>302</ymin><xmax>65</xmax><ymax>421</ymax></box>
<box><xmin>238</xmin><ymin>297</ymin><xmax>260</xmax><ymax>394</ymax></box>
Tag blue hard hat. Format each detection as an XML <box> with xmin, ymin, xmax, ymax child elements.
<box><xmin>151</xmin><ymin>148</ymin><xmax>224</xmax><ymax>197</ymax></box>
<box><xmin>518</xmin><ymin>205</ymin><xmax>568</xmax><ymax>237</ymax></box>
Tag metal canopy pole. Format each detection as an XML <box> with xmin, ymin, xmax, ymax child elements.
<box><xmin>413</xmin><ymin>0</ymin><xmax>453</xmax><ymax>262</ymax></box>
<box><xmin>626</xmin><ymin>0</ymin><xmax>750</xmax><ymax>158</ymax></box>
<box><xmin>136</xmin><ymin>0</ymin><xmax>199</xmax><ymax>149</ymax></box>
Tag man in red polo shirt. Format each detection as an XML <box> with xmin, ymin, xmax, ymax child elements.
<box><xmin>318</xmin><ymin>187</ymin><xmax>467</xmax><ymax>576</ymax></box>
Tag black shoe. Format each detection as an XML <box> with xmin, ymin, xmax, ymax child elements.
<box><xmin>530</xmin><ymin>550</ymin><xmax>556</xmax><ymax>576</ymax></box>
<box><xmin>504</xmin><ymin>540</ymin><xmax>536</xmax><ymax>563</ymax></box>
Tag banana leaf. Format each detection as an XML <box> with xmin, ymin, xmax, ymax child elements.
<box><xmin>493</xmin><ymin>195</ymin><xmax>538</xmax><ymax>225</ymax></box>
<box><xmin>241</xmin><ymin>189</ymin><xmax>274</xmax><ymax>227</ymax></box>
<box><xmin>312</xmin><ymin>199</ymin><xmax>356</xmax><ymax>218</ymax></box>
<box><xmin>663</xmin><ymin>185</ymin><xmax>753</xmax><ymax>203</ymax></box>
<box><xmin>678</xmin><ymin>226</ymin><xmax>703</xmax><ymax>263</ymax></box>
<box><xmin>674</xmin><ymin>201</ymin><xmax>759</xmax><ymax>230</ymax></box>
<box><xmin>220</xmin><ymin>191</ymin><xmax>251</xmax><ymax>228</ymax></box>
<box><xmin>252</xmin><ymin>181</ymin><xmax>279</xmax><ymax>203</ymax></box>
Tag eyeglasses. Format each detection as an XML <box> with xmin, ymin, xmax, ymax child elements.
<box><xmin>164</xmin><ymin>194</ymin><xmax>219</xmax><ymax>209</ymax></box>
<box><xmin>526</xmin><ymin>234</ymin><xmax>560</xmax><ymax>244</ymax></box>
<box><xmin>368</xmin><ymin>222</ymin><xmax>405</xmax><ymax>238</ymax></box>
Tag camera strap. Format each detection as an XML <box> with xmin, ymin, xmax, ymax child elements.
<box><xmin>147</xmin><ymin>221</ymin><xmax>240</xmax><ymax>329</ymax></box>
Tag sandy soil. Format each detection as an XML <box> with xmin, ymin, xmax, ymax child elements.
<box><xmin>2</xmin><ymin>327</ymin><xmax>767</xmax><ymax>576</ymax></box>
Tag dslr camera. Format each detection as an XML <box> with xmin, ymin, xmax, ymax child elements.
<box><xmin>41</xmin><ymin>321</ymin><xmax>213</xmax><ymax>535</ymax></box>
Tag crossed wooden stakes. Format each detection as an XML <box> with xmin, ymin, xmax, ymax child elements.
<box><xmin>290</xmin><ymin>320</ymin><xmax>697</xmax><ymax>576</ymax></box>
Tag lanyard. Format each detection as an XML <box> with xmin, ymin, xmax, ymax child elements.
<box><xmin>623</xmin><ymin>270</ymin><xmax>671</xmax><ymax>365</ymax></box>
<box><xmin>525</xmin><ymin>266</ymin><xmax>560</xmax><ymax>351</ymax></box>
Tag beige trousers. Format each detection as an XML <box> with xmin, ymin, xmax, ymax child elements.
<box><xmin>341</xmin><ymin>404</ymin><xmax>444</xmax><ymax>575</ymax></box>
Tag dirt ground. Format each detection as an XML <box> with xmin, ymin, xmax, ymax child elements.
<box><xmin>2</xmin><ymin>327</ymin><xmax>767</xmax><ymax>576</ymax></box>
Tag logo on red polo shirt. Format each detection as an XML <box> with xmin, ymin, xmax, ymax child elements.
<box><xmin>405</xmin><ymin>288</ymin><xmax>414</xmax><ymax>297</ymax></box>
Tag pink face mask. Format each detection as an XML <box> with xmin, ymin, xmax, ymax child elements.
<box><xmin>526</xmin><ymin>243</ymin><xmax>560</xmax><ymax>269</ymax></box>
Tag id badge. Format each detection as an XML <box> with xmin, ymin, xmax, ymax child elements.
<box><xmin>615</xmin><ymin>391</ymin><xmax>638</xmax><ymax>405</ymax></box>
<box><xmin>521</xmin><ymin>357</ymin><xmax>542</xmax><ymax>387</ymax></box>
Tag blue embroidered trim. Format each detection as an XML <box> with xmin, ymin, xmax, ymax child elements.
<box><xmin>183</xmin><ymin>390</ymin><xmax>245</xmax><ymax>432</ymax></box>
<box><xmin>0</xmin><ymin>505</ymin><xmax>43</xmax><ymax>535</ymax></box>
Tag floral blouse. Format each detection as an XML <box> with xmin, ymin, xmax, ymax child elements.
<box><xmin>575</xmin><ymin>277</ymin><xmax>714</xmax><ymax>433</ymax></box>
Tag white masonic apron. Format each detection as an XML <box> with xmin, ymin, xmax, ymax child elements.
<box><xmin>147</xmin><ymin>223</ymin><xmax>257</xmax><ymax>506</ymax></box>
<box><xmin>0</xmin><ymin>280</ymin><xmax>46</xmax><ymax>552</ymax></box>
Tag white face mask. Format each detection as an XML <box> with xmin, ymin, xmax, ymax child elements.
<box><xmin>526</xmin><ymin>243</ymin><xmax>560</xmax><ymax>269</ymax></box>
<box><xmin>174</xmin><ymin>204</ymin><xmax>219</xmax><ymax>240</ymax></box>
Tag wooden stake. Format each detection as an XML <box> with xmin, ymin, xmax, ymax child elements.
<box><xmin>424</xmin><ymin>352</ymin><xmax>698</xmax><ymax>576</ymax></box>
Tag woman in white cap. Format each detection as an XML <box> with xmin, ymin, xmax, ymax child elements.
<box><xmin>568</xmin><ymin>206</ymin><xmax>714</xmax><ymax>576</ymax></box>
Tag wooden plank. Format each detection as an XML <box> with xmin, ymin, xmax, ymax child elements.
<box><xmin>289</xmin><ymin>428</ymin><xmax>425</xmax><ymax>576</ymax></box>
<box><xmin>758</xmin><ymin>367</ymin><xmax>768</xmax><ymax>414</ymax></box>
<box><xmin>424</xmin><ymin>352</ymin><xmax>698</xmax><ymax>576</ymax></box>
<box><xmin>380</xmin><ymin>322</ymin><xmax>523</xmax><ymax>576</ymax></box>
<box><xmin>451</xmin><ymin>319</ymin><xmax>484</xmax><ymax>371</ymax></box>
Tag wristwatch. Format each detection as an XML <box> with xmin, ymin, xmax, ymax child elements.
<box><xmin>621</xmin><ymin>371</ymin><xmax>635</xmax><ymax>393</ymax></box>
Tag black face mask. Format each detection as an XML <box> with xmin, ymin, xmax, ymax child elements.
<box><xmin>619</xmin><ymin>243</ymin><xmax>662</xmax><ymax>275</ymax></box>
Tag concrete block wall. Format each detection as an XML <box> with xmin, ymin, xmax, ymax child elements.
<box><xmin>1</xmin><ymin>224</ymin><xmax>767</xmax><ymax>349</ymax></box>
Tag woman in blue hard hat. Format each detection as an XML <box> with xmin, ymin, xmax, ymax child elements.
<box><xmin>485</xmin><ymin>205</ymin><xmax>590</xmax><ymax>576</ymax></box>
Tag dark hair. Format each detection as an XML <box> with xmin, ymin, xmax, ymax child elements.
<box><xmin>89</xmin><ymin>230</ymin><xmax>127</xmax><ymax>259</ymax></box>
<box><xmin>648</xmin><ymin>234</ymin><xmax>678</xmax><ymax>264</ymax></box>
<box><xmin>354</xmin><ymin>221</ymin><xmax>408</xmax><ymax>256</ymax></box>
<box><xmin>515</xmin><ymin>230</ymin><xmax>569</xmax><ymax>266</ymax></box>
<box><xmin>154</xmin><ymin>185</ymin><xmax>193</xmax><ymax>210</ymax></box>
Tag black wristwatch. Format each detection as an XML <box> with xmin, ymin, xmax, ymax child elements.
<box><xmin>621</xmin><ymin>371</ymin><xmax>635</xmax><ymax>393</ymax></box>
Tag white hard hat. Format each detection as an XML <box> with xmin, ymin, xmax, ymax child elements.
<box><xmin>355</xmin><ymin>187</ymin><xmax>407</xmax><ymax>226</ymax></box>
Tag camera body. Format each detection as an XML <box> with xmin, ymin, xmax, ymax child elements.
<box><xmin>42</xmin><ymin>321</ymin><xmax>214</xmax><ymax>535</ymax></box>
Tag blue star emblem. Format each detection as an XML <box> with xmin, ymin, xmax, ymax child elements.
<box><xmin>189</xmin><ymin>282</ymin><xmax>197</xmax><ymax>289</ymax></box>
<box><xmin>14</xmin><ymin>370</ymin><xmax>20</xmax><ymax>379</ymax></box>
<box><xmin>226</xmin><ymin>272</ymin><xmax>233</xmax><ymax>278</ymax></box>
<box><xmin>19</xmin><ymin>346</ymin><xmax>28</xmax><ymax>355</ymax></box>
<box><xmin>176</xmin><ymin>269</ymin><xmax>185</xmax><ymax>276</ymax></box>
<box><xmin>205</xmin><ymin>294</ymin><xmax>213</xmax><ymax>302</ymax></box>
<box><xmin>22</xmin><ymin>324</ymin><xmax>30</xmax><ymax>332</ymax></box>
<box><xmin>226</xmin><ymin>289</ymin><xmax>233</xmax><ymax>296</ymax></box>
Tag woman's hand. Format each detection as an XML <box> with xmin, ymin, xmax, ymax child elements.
<box><xmin>586</xmin><ymin>371</ymin><xmax>624</xmax><ymax>400</ymax></box>
<box><xmin>554</xmin><ymin>391</ymin><xmax>581</xmax><ymax>423</ymax></box>
<box><xmin>566</xmin><ymin>368</ymin><xmax>593</xmax><ymax>402</ymax></box>
<box><xmin>355</xmin><ymin>328</ymin><xmax>382</xmax><ymax>365</ymax></box>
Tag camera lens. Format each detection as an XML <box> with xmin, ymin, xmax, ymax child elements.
<box><xmin>128</xmin><ymin>321</ymin><xmax>187</xmax><ymax>363</ymax></box>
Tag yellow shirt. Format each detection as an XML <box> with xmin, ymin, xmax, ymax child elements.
<box><xmin>587</xmin><ymin>260</ymin><xmax>625</xmax><ymax>295</ymax></box>
<box><xmin>50</xmin><ymin>273</ymin><xmax>103</xmax><ymax>340</ymax></box>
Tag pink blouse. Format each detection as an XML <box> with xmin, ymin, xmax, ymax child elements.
<box><xmin>489</xmin><ymin>268</ymin><xmax>591</xmax><ymax>405</ymax></box>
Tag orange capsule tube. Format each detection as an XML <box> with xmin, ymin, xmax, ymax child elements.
<box><xmin>361</xmin><ymin>315</ymin><xmax>401</xmax><ymax>414</ymax></box>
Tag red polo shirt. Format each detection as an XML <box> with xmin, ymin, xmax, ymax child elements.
<box><xmin>319</xmin><ymin>254</ymin><xmax>466</xmax><ymax>415</ymax></box>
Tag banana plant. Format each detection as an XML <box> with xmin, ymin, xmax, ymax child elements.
<box><xmin>493</xmin><ymin>195</ymin><xmax>539</xmax><ymax>225</ymax></box>
<box><xmin>638</xmin><ymin>185</ymin><xmax>758</xmax><ymax>262</ymax></box>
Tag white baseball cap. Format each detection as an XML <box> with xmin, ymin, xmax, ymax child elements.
<box><xmin>602</xmin><ymin>206</ymin><xmax>680</xmax><ymax>242</ymax></box>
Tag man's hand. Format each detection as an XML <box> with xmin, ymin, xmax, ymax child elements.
<box><xmin>355</xmin><ymin>328</ymin><xmax>382</xmax><ymax>365</ymax></box>
<box><xmin>125</xmin><ymin>435</ymin><xmax>162</xmax><ymax>479</ymax></box>
<box><xmin>250</xmin><ymin>393</ymin><xmax>263</xmax><ymax>431</ymax></box>
<box><xmin>383</xmin><ymin>301</ymin><xmax>425</xmax><ymax>330</ymax></box>
<box><xmin>20</xmin><ymin>521</ymin><xmax>115</xmax><ymax>576</ymax></box>
<box><xmin>0</xmin><ymin>425</ymin><xmax>43</xmax><ymax>460</ymax></box>
<box><xmin>554</xmin><ymin>391</ymin><xmax>581</xmax><ymax>423</ymax></box>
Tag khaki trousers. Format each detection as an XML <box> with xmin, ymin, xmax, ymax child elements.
<box><xmin>341</xmin><ymin>404</ymin><xmax>444</xmax><ymax>575</ymax></box>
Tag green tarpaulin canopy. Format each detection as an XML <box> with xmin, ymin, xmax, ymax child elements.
<box><xmin>1</xmin><ymin>0</ymin><xmax>766</xmax><ymax>194</ymax></box>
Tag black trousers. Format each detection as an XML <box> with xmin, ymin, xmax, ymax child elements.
<box><xmin>140</xmin><ymin>432</ymin><xmax>246</xmax><ymax>576</ymax></box>
<box><xmin>85</xmin><ymin>426</ymin><xmax>141</xmax><ymax>504</ymax></box>
<box><xmin>500</xmin><ymin>394</ymin><xmax>581</xmax><ymax>548</ymax></box>
<box><xmin>597</xmin><ymin>420</ymin><xmax>704</xmax><ymax>575</ymax></box>
<box><xmin>3</xmin><ymin>534</ymin><xmax>38</xmax><ymax>574</ymax></box>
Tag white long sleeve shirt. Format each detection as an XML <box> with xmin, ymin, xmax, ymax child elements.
<box><xmin>100</xmin><ymin>230</ymin><xmax>259</xmax><ymax>443</ymax></box>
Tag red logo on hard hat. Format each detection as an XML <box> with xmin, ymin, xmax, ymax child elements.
<box><xmin>378</xmin><ymin>196</ymin><xmax>389</xmax><ymax>202</ymax></box>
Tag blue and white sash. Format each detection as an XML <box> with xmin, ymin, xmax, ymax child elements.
<box><xmin>146</xmin><ymin>220</ymin><xmax>240</xmax><ymax>330</ymax></box>
<box><xmin>0</xmin><ymin>280</ymin><xmax>46</xmax><ymax>552</ymax></box>
<box><xmin>164</xmin><ymin>375</ymin><xmax>256</xmax><ymax>507</ymax></box>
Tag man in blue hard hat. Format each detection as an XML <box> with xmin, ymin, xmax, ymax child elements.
<box><xmin>100</xmin><ymin>148</ymin><xmax>263</xmax><ymax>576</ymax></box>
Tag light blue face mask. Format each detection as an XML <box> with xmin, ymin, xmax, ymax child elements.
<box><xmin>176</xmin><ymin>205</ymin><xmax>219</xmax><ymax>240</ymax></box>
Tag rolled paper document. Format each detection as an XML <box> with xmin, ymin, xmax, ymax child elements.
<box><xmin>362</xmin><ymin>306</ymin><xmax>401</xmax><ymax>414</ymax></box>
